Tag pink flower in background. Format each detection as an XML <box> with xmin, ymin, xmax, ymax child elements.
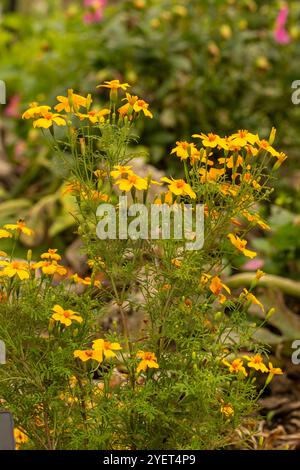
<box><xmin>242</xmin><ymin>258</ymin><xmax>264</xmax><ymax>271</ymax></box>
<box><xmin>4</xmin><ymin>94</ymin><xmax>20</xmax><ymax>118</ymax></box>
<box><xmin>83</xmin><ymin>0</ymin><xmax>107</xmax><ymax>24</ymax></box>
<box><xmin>274</xmin><ymin>6</ymin><xmax>290</xmax><ymax>44</ymax></box>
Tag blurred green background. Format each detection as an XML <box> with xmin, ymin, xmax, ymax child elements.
<box><xmin>0</xmin><ymin>0</ymin><xmax>300</xmax><ymax>281</ymax></box>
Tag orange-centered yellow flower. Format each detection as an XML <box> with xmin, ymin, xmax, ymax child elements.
<box><xmin>22</xmin><ymin>103</ymin><xmax>51</xmax><ymax>119</ymax></box>
<box><xmin>268</xmin><ymin>362</ymin><xmax>283</xmax><ymax>376</ymax></box>
<box><xmin>171</xmin><ymin>141</ymin><xmax>200</xmax><ymax>161</ymax></box>
<box><xmin>92</xmin><ymin>339</ymin><xmax>122</xmax><ymax>358</ymax></box>
<box><xmin>244</xmin><ymin>354</ymin><xmax>269</xmax><ymax>373</ymax></box>
<box><xmin>222</xmin><ymin>358</ymin><xmax>248</xmax><ymax>377</ymax></box>
<box><xmin>14</xmin><ymin>428</ymin><xmax>29</xmax><ymax>447</ymax></box>
<box><xmin>0</xmin><ymin>229</ymin><xmax>12</xmax><ymax>239</ymax></box>
<box><xmin>41</xmin><ymin>249</ymin><xmax>61</xmax><ymax>261</ymax></box>
<box><xmin>4</xmin><ymin>220</ymin><xmax>33</xmax><ymax>236</ymax></box>
<box><xmin>227</xmin><ymin>233</ymin><xmax>257</xmax><ymax>259</ymax></box>
<box><xmin>209</xmin><ymin>276</ymin><xmax>231</xmax><ymax>304</ymax></box>
<box><xmin>54</xmin><ymin>90</ymin><xmax>88</xmax><ymax>113</ymax></box>
<box><xmin>161</xmin><ymin>177</ymin><xmax>196</xmax><ymax>199</ymax></box>
<box><xmin>74</xmin><ymin>339</ymin><xmax>121</xmax><ymax>363</ymax></box>
<box><xmin>97</xmin><ymin>80</ymin><xmax>130</xmax><ymax>91</ymax></box>
<box><xmin>136</xmin><ymin>351</ymin><xmax>159</xmax><ymax>373</ymax></box>
<box><xmin>220</xmin><ymin>401</ymin><xmax>234</xmax><ymax>418</ymax></box>
<box><xmin>51</xmin><ymin>304</ymin><xmax>83</xmax><ymax>327</ymax></box>
<box><xmin>77</xmin><ymin>108</ymin><xmax>110</xmax><ymax>123</ymax></box>
<box><xmin>241</xmin><ymin>288</ymin><xmax>265</xmax><ymax>312</ymax></box>
<box><xmin>0</xmin><ymin>260</ymin><xmax>29</xmax><ymax>280</ymax></box>
<box><xmin>192</xmin><ymin>132</ymin><xmax>221</xmax><ymax>148</ymax></box>
<box><xmin>32</xmin><ymin>261</ymin><xmax>67</xmax><ymax>276</ymax></box>
<box><xmin>229</xmin><ymin>130</ymin><xmax>257</xmax><ymax>146</ymax></box>
<box><xmin>114</xmin><ymin>173</ymin><xmax>148</xmax><ymax>191</ymax></box>
<box><xmin>133</xmin><ymin>99</ymin><xmax>153</xmax><ymax>118</ymax></box>
<box><xmin>110</xmin><ymin>165</ymin><xmax>134</xmax><ymax>179</ymax></box>
<box><xmin>33</xmin><ymin>111</ymin><xmax>66</xmax><ymax>129</ymax></box>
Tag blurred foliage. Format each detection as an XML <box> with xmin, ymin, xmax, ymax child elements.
<box><xmin>1</xmin><ymin>0</ymin><xmax>300</xmax><ymax>273</ymax></box>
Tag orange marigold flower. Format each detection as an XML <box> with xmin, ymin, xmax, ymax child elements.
<box><xmin>227</xmin><ymin>233</ymin><xmax>257</xmax><ymax>259</ymax></box>
<box><xmin>220</xmin><ymin>401</ymin><xmax>234</xmax><ymax>418</ymax></box>
<box><xmin>244</xmin><ymin>354</ymin><xmax>269</xmax><ymax>373</ymax></box>
<box><xmin>222</xmin><ymin>358</ymin><xmax>248</xmax><ymax>377</ymax></box>
<box><xmin>4</xmin><ymin>220</ymin><xmax>33</xmax><ymax>236</ymax></box>
<box><xmin>268</xmin><ymin>362</ymin><xmax>283</xmax><ymax>375</ymax></box>
<box><xmin>161</xmin><ymin>177</ymin><xmax>196</xmax><ymax>199</ymax></box>
<box><xmin>97</xmin><ymin>80</ymin><xmax>130</xmax><ymax>91</ymax></box>
<box><xmin>41</xmin><ymin>249</ymin><xmax>61</xmax><ymax>261</ymax></box>
<box><xmin>32</xmin><ymin>260</ymin><xmax>67</xmax><ymax>276</ymax></box>
<box><xmin>0</xmin><ymin>260</ymin><xmax>29</xmax><ymax>280</ymax></box>
<box><xmin>136</xmin><ymin>351</ymin><xmax>159</xmax><ymax>373</ymax></box>
<box><xmin>51</xmin><ymin>304</ymin><xmax>83</xmax><ymax>327</ymax></box>
<box><xmin>54</xmin><ymin>89</ymin><xmax>88</xmax><ymax>113</ymax></box>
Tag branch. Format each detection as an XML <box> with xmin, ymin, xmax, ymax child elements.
<box><xmin>226</xmin><ymin>273</ymin><xmax>300</xmax><ymax>298</ymax></box>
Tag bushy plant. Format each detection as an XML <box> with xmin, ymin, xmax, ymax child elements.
<box><xmin>0</xmin><ymin>80</ymin><xmax>284</xmax><ymax>449</ymax></box>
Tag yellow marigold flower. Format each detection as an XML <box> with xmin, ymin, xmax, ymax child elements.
<box><xmin>161</xmin><ymin>177</ymin><xmax>196</xmax><ymax>199</ymax></box>
<box><xmin>118</xmin><ymin>93</ymin><xmax>139</xmax><ymax>117</ymax></box>
<box><xmin>227</xmin><ymin>233</ymin><xmax>257</xmax><ymax>259</ymax></box>
<box><xmin>74</xmin><ymin>339</ymin><xmax>121</xmax><ymax>363</ymax></box>
<box><xmin>33</xmin><ymin>111</ymin><xmax>66</xmax><ymax>129</ymax></box>
<box><xmin>256</xmin><ymin>269</ymin><xmax>265</xmax><ymax>280</ymax></box>
<box><xmin>74</xmin><ymin>349</ymin><xmax>103</xmax><ymax>362</ymax></box>
<box><xmin>41</xmin><ymin>248</ymin><xmax>61</xmax><ymax>261</ymax></box>
<box><xmin>97</xmin><ymin>80</ymin><xmax>130</xmax><ymax>91</ymax></box>
<box><xmin>133</xmin><ymin>99</ymin><xmax>153</xmax><ymax>118</ymax></box>
<box><xmin>110</xmin><ymin>165</ymin><xmax>134</xmax><ymax>179</ymax></box>
<box><xmin>77</xmin><ymin>108</ymin><xmax>110</xmax><ymax>123</ymax></box>
<box><xmin>32</xmin><ymin>260</ymin><xmax>67</xmax><ymax>276</ymax></box>
<box><xmin>94</xmin><ymin>169</ymin><xmax>107</xmax><ymax>179</ymax></box>
<box><xmin>200</xmin><ymin>273</ymin><xmax>211</xmax><ymax>285</ymax></box>
<box><xmin>72</xmin><ymin>274</ymin><xmax>101</xmax><ymax>288</ymax></box>
<box><xmin>0</xmin><ymin>251</ymin><xmax>7</xmax><ymax>257</ymax></box>
<box><xmin>199</xmin><ymin>167</ymin><xmax>225</xmax><ymax>183</ymax></box>
<box><xmin>14</xmin><ymin>428</ymin><xmax>29</xmax><ymax>446</ymax></box>
<box><xmin>114</xmin><ymin>173</ymin><xmax>148</xmax><ymax>192</ymax></box>
<box><xmin>136</xmin><ymin>351</ymin><xmax>159</xmax><ymax>373</ymax></box>
<box><xmin>218</xmin><ymin>154</ymin><xmax>244</xmax><ymax>169</ymax></box>
<box><xmin>209</xmin><ymin>275</ymin><xmax>231</xmax><ymax>304</ymax></box>
<box><xmin>242</xmin><ymin>210</ymin><xmax>270</xmax><ymax>231</ymax></box>
<box><xmin>0</xmin><ymin>261</ymin><xmax>29</xmax><ymax>280</ymax></box>
<box><xmin>244</xmin><ymin>354</ymin><xmax>269</xmax><ymax>373</ymax></box>
<box><xmin>268</xmin><ymin>362</ymin><xmax>283</xmax><ymax>375</ymax></box>
<box><xmin>256</xmin><ymin>138</ymin><xmax>279</xmax><ymax>157</ymax></box>
<box><xmin>154</xmin><ymin>191</ymin><xmax>173</xmax><ymax>205</ymax></box>
<box><xmin>229</xmin><ymin>130</ymin><xmax>257</xmax><ymax>146</ymax></box>
<box><xmin>4</xmin><ymin>220</ymin><xmax>33</xmax><ymax>236</ymax></box>
<box><xmin>222</xmin><ymin>358</ymin><xmax>248</xmax><ymax>377</ymax></box>
<box><xmin>89</xmin><ymin>191</ymin><xmax>110</xmax><ymax>202</ymax></box>
<box><xmin>51</xmin><ymin>304</ymin><xmax>83</xmax><ymax>327</ymax></box>
<box><xmin>241</xmin><ymin>288</ymin><xmax>265</xmax><ymax>312</ymax></box>
<box><xmin>92</xmin><ymin>339</ymin><xmax>122</xmax><ymax>359</ymax></box>
<box><xmin>22</xmin><ymin>103</ymin><xmax>51</xmax><ymax>119</ymax></box>
<box><xmin>220</xmin><ymin>401</ymin><xmax>234</xmax><ymax>418</ymax></box>
<box><xmin>54</xmin><ymin>89</ymin><xmax>88</xmax><ymax>113</ymax></box>
<box><xmin>219</xmin><ymin>183</ymin><xmax>239</xmax><ymax>197</ymax></box>
<box><xmin>62</xmin><ymin>181</ymin><xmax>81</xmax><ymax>195</ymax></box>
<box><xmin>171</xmin><ymin>141</ymin><xmax>199</xmax><ymax>161</ymax></box>
<box><xmin>171</xmin><ymin>258</ymin><xmax>182</xmax><ymax>267</ymax></box>
<box><xmin>192</xmin><ymin>132</ymin><xmax>221</xmax><ymax>148</ymax></box>
<box><xmin>0</xmin><ymin>228</ymin><xmax>12</xmax><ymax>238</ymax></box>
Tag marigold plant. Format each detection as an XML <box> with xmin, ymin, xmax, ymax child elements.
<box><xmin>0</xmin><ymin>80</ymin><xmax>284</xmax><ymax>450</ymax></box>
